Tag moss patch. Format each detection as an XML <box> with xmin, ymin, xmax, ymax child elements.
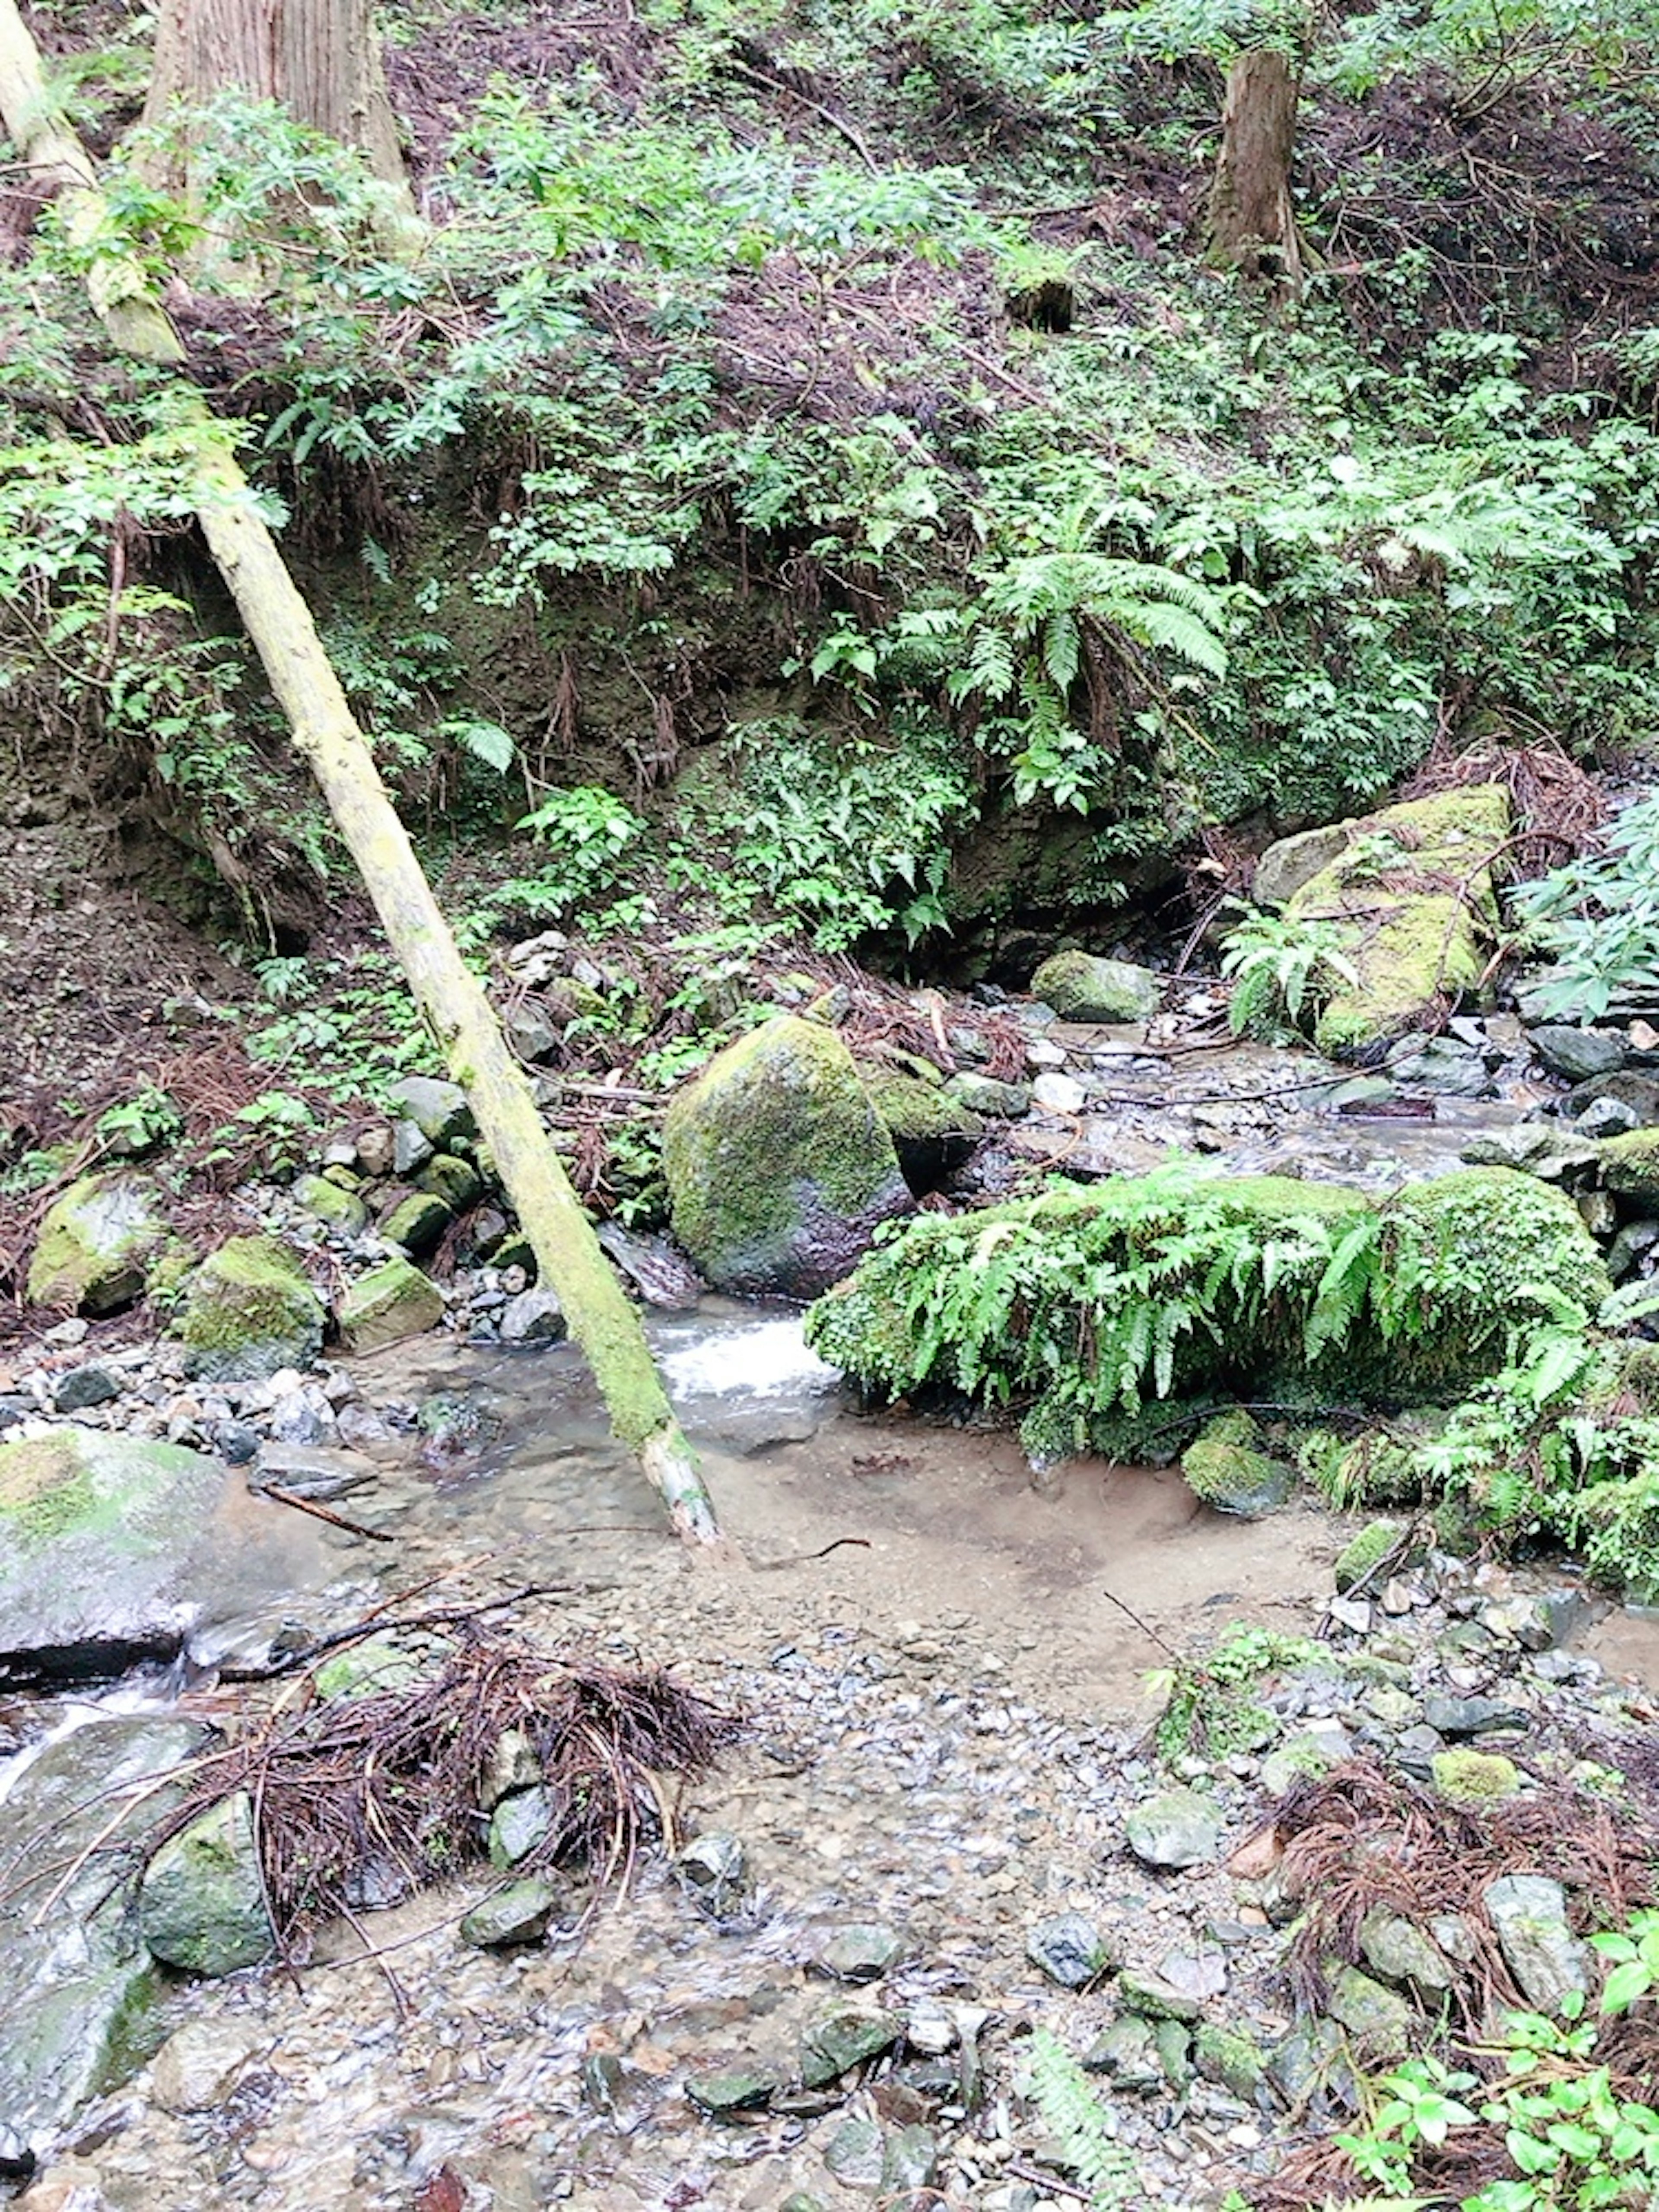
<box><xmin>25</xmin><ymin>1172</ymin><xmax>170</xmax><ymax>1314</ymax></box>
<box><xmin>1181</xmin><ymin>1410</ymin><xmax>1293</xmax><ymax>1516</ymax></box>
<box><xmin>1600</xmin><ymin>1128</ymin><xmax>1659</xmax><ymax>1207</ymax></box>
<box><xmin>177</xmin><ymin>1236</ymin><xmax>324</xmax><ymax>1383</ymax></box>
<box><xmin>336</xmin><ymin>1255</ymin><xmax>444</xmax><ymax>1352</ymax></box>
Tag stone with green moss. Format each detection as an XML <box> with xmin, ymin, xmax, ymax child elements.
<box><xmin>416</xmin><ymin>1154</ymin><xmax>482</xmax><ymax>1210</ymax></box>
<box><xmin>1194</xmin><ymin>2022</ymin><xmax>1266</xmax><ymax>2097</ymax></box>
<box><xmin>1599</xmin><ymin>1127</ymin><xmax>1659</xmax><ymax>1207</ymax></box>
<box><xmin>1335</xmin><ymin>1519</ymin><xmax>1406</xmax><ymax>1592</ymax></box>
<box><xmin>664</xmin><ymin>1016</ymin><xmax>914</xmax><ymax>1298</ymax></box>
<box><xmin>139</xmin><ymin>1791</ymin><xmax>274</xmax><ymax>1977</ymax></box>
<box><xmin>291</xmin><ymin>1173</ymin><xmax>369</xmax><ymax>1234</ymax></box>
<box><xmin>0</xmin><ymin>1428</ymin><xmax>231</xmax><ymax>1678</ymax></box>
<box><xmin>336</xmin><ymin>1256</ymin><xmax>444</xmax><ymax>1352</ymax></box>
<box><xmin>381</xmin><ymin>1192</ymin><xmax>451</xmax><ymax>1256</ymax></box>
<box><xmin>1029</xmin><ymin>950</ymin><xmax>1160</xmax><ymax>1023</ymax></box>
<box><xmin>26</xmin><ymin>1171</ymin><xmax>171</xmax><ymax>1314</ymax></box>
<box><xmin>1432</xmin><ymin>1749</ymin><xmax>1522</xmax><ymax>1807</ymax></box>
<box><xmin>858</xmin><ymin>1065</ymin><xmax>983</xmax><ymax>1189</ymax></box>
<box><xmin>1181</xmin><ymin>1409</ymin><xmax>1293</xmax><ymax>1517</ymax></box>
<box><xmin>177</xmin><ymin>1236</ymin><xmax>324</xmax><ymax>1383</ymax></box>
<box><xmin>313</xmin><ymin>1633</ymin><xmax>453</xmax><ymax>1701</ymax></box>
<box><xmin>1285</xmin><ymin>784</ymin><xmax>1510</xmax><ymax>1059</ymax></box>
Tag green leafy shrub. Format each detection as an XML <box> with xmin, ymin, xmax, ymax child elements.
<box><xmin>1512</xmin><ymin>794</ymin><xmax>1659</xmax><ymax>1023</ymax></box>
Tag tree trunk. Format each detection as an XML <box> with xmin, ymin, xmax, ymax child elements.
<box><xmin>142</xmin><ymin>0</ymin><xmax>410</xmax><ymax>201</ymax></box>
<box><xmin>1206</xmin><ymin>47</ymin><xmax>1303</xmax><ymax>294</ymax></box>
<box><xmin>0</xmin><ymin>0</ymin><xmax>728</xmax><ymax>1552</ymax></box>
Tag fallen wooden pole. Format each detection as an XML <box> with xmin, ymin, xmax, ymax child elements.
<box><xmin>0</xmin><ymin>4</ymin><xmax>728</xmax><ymax>1549</ymax></box>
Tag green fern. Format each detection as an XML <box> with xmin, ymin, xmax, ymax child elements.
<box><xmin>1027</xmin><ymin>2028</ymin><xmax>1139</xmax><ymax>2208</ymax></box>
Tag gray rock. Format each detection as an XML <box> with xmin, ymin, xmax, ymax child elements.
<box><xmin>1154</xmin><ymin>2017</ymin><xmax>1193</xmax><ymax>2087</ymax></box>
<box><xmin>0</xmin><ymin>1717</ymin><xmax>209</xmax><ymax>2131</ymax></box>
<box><xmin>290</xmin><ymin>1175</ymin><xmax>369</xmax><ymax>1234</ymax></box>
<box><xmin>1026</xmin><ymin>1911</ymin><xmax>1114</xmax><ymax>1989</ymax></box>
<box><xmin>686</xmin><ymin>2069</ymin><xmax>777</xmax><ymax>2117</ymax></box>
<box><xmin>1030</xmin><ymin>951</ymin><xmax>1160</xmax><ymax>1024</ymax></box>
<box><xmin>883</xmin><ymin>2125</ymin><xmax>939</xmax><ymax>2192</ymax></box>
<box><xmin>488</xmin><ymin>1786</ymin><xmax>553</xmax><ymax>1868</ymax></box>
<box><xmin>387</xmin><ymin>1076</ymin><xmax>476</xmax><ymax>1149</ymax></box>
<box><xmin>1359</xmin><ymin>1909</ymin><xmax>1454</xmax><ymax>2000</ymax></box>
<box><xmin>139</xmin><ymin>1790</ymin><xmax>274</xmax><ymax>1976</ymax></box>
<box><xmin>1125</xmin><ymin>1786</ymin><xmax>1223</xmax><ymax>1868</ymax></box>
<box><xmin>26</xmin><ymin>1172</ymin><xmax>170</xmax><ymax>1313</ymax></box>
<box><xmin>823</xmin><ymin>2117</ymin><xmax>885</xmax><ymax>2185</ymax></box>
<box><xmin>336</xmin><ymin>1257</ymin><xmax>444</xmax><ymax>1353</ymax></box>
<box><xmin>1570</xmin><ymin>1071</ymin><xmax>1659</xmax><ymax>1126</ymax></box>
<box><xmin>1608</xmin><ymin>1220</ymin><xmax>1659</xmax><ymax>1282</ymax></box>
<box><xmin>675</xmin><ymin>1831</ymin><xmax>747</xmax><ymax>1919</ymax></box>
<box><xmin>52</xmin><ymin>1363</ymin><xmax>121</xmax><ymax>1412</ymax></box>
<box><xmin>416</xmin><ymin>1154</ymin><xmax>482</xmax><ymax>1211</ymax></box>
<box><xmin>460</xmin><ymin>1877</ymin><xmax>562</xmax><ymax>1948</ymax></box>
<box><xmin>1119</xmin><ymin>1970</ymin><xmax>1201</xmax><ymax>2023</ymax></box>
<box><xmin>1421</xmin><ymin>1694</ymin><xmax>1526</xmax><ymax>1737</ymax></box>
<box><xmin>147</xmin><ymin>2021</ymin><xmax>258</xmax><ymax>2114</ymax></box>
<box><xmin>380</xmin><ymin>1192</ymin><xmax>451</xmax><ymax>1258</ymax></box>
<box><xmin>1388</xmin><ymin>1044</ymin><xmax>1492</xmax><ymax>1099</ymax></box>
<box><xmin>499</xmin><ymin>1287</ymin><xmax>567</xmax><ymax>1347</ymax></box>
<box><xmin>1483</xmin><ymin>1874</ymin><xmax>1591</xmax><ymax>2010</ymax></box>
<box><xmin>1085</xmin><ymin>2018</ymin><xmax>1163</xmax><ymax>2088</ymax></box>
<box><xmin>392</xmin><ymin>1119</ymin><xmax>434</xmax><ymax>1177</ymax></box>
<box><xmin>1030</xmin><ymin>1071</ymin><xmax>1087</xmax><ymax>1115</ymax></box>
<box><xmin>1325</xmin><ymin>1964</ymin><xmax>1413</xmax><ymax>2058</ymax></box>
<box><xmin>1530</xmin><ymin>1024</ymin><xmax>1628</xmax><ymax>1083</ymax></box>
<box><xmin>479</xmin><ymin>1726</ymin><xmax>541</xmax><ymax>1810</ymax></box>
<box><xmin>1194</xmin><ymin>2023</ymin><xmax>1265</xmax><ymax>2098</ymax></box>
<box><xmin>818</xmin><ymin>1923</ymin><xmax>904</xmax><ymax>1982</ymax></box>
<box><xmin>506</xmin><ymin>1003</ymin><xmax>561</xmax><ymax>1064</ymax></box>
<box><xmin>800</xmin><ymin>2002</ymin><xmax>900</xmax><ymax>2087</ymax></box>
<box><xmin>1252</xmin><ymin>823</ymin><xmax>1354</xmax><ymax>907</ymax></box>
<box><xmin>942</xmin><ymin>1073</ymin><xmax>1032</xmax><ymax>1119</ymax></box>
<box><xmin>1577</xmin><ymin>1096</ymin><xmax>1642</xmax><ymax>1139</ymax></box>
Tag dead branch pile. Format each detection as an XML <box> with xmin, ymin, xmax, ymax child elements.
<box><xmin>1399</xmin><ymin>733</ymin><xmax>1607</xmax><ymax>879</ymax></box>
<box><xmin>145</xmin><ymin>1637</ymin><xmax>740</xmax><ymax>1951</ymax></box>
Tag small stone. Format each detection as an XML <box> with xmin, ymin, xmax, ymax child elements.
<box><xmin>336</xmin><ymin>1257</ymin><xmax>443</xmax><ymax>1352</ymax></box>
<box><xmin>1119</xmin><ymin>1970</ymin><xmax>1201</xmax><ymax>2024</ymax></box>
<box><xmin>148</xmin><ymin>2021</ymin><xmax>257</xmax><ymax>2113</ymax></box>
<box><xmin>1359</xmin><ymin>1909</ymin><xmax>1454</xmax><ymax>1999</ymax></box>
<box><xmin>942</xmin><ymin>1073</ymin><xmax>1031</xmax><ymax>1119</ymax></box>
<box><xmin>51</xmin><ymin>1363</ymin><xmax>121</xmax><ymax>1412</ymax></box>
<box><xmin>506</xmin><ymin>1004</ymin><xmax>561</xmax><ymax>1064</ymax></box>
<box><xmin>823</xmin><ymin>2118</ymin><xmax>885</xmax><ymax>2186</ymax></box>
<box><xmin>1153</xmin><ymin>2017</ymin><xmax>1193</xmax><ymax>2087</ymax></box>
<box><xmin>1031</xmin><ymin>1071</ymin><xmax>1086</xmax><ymax>1115</ymax></box>
<box><xmin>354</xmin><ymin>1122</ymin><xmax>395</xmax><ymax>1178</ymax></box>
<box><xmin>1422</xmin><ymin>1694</ymin><xmax>1526</xmax><ymax>1738</ymax></box>
<box><xmin>1194</xmin><ymin>2023</ymin><xmax>1265</xmax><ymax>2098</ymax></box>
<box><xmin>1025</xmin><ymin>1911</ymin><xmax>1114</xmax><ymax>1990</ymax></box>
<box><xmin>686</xmin><ymin>2069</ymin><xmax>777</xmax><ymax>2117</ymax></box>
<box><xmin>381</xmin><ymin>1192</ymin><xmax>451</xmax><ymax>1257</ymax></box>
<box><xmin>1125</xmin><ymin>1786</ymin><xmax>1223</xmax><ymax>1868</ymax></box>
<box><xmin>1260</xmin><ymin>1731</ymin><xmax>1345</xmax><ymax>1796</ymax></box>
<box><xmin>460</xmin><ymin>1877</ymin><xmax>562</xmax><ymax>1948</ymax></box>
<box><xmin>215</xmin><ymin>1421</ymin><xmax>261</xmax><ymax>1465</ymax></box>
<box><xmin>480</xmin><ymin>1727</ymin><xmax>542</xmax><ymax>1811</ymax></box>
<box><xmin>1325</xmin><ymin>1964</ymin><xmax>1414</xmax><ymax>2059</ymax></box>
<box><xmin>818</xmin><ymin>1923</ymin><xmax>904</xmax><ymax>1982</ymax></box>
<box><xmin>1578</xmin><ymin>1096</ymin><xmax>1641</xmax><ymax>1138</ymax></box>
<box><xmin>1484</xmin><ymin>1874</ymin><xmax>1591</xmax><ymax>2010</ymax></box>
<box><xmin>1328</xmin><ymin>1595</ymin><xmax>1374</xmax><ymax>1634</ymax></box>
<box><xmin>387</xmin><ymin>1076</ymin><xmax>475</xmax><ymax>1149</ymax></box>
<box><xmin>392</xmin><ymin>1119</ymin><xmax>435</xmax><ymax>1176</ymax></box>
<box><xmin>675</xmin><ymin>1831</ymin><xmax>747</xmax><ymax>1918</ymax></box>
<box><xmin>499</xmin><ymin>1287</ymin><xmax>566</xmax><ymax>1347</ymax></box>
<box><xmin>883</xmin><ymin>2126</ymin><xmax>939</xmax><ymax>2193</ymax></box>
<box><xmin>416</xmin><ymin>1154</ymin><xmax>482</xmax><ymax>1210</ymax></box>
<box><xmin>291</xmin><ymin>1174</ymin><xmax>369</xmax><ymax>1233</ymax></box>
<box><xmin>1085</xmin><ymin>2018</ymin><xmax>1162</xmax><ymax>2088</ymax></box>
<box><xmin>488</xmin><ymin>1786</ymin><xmax>553</xmax><ymax>1868</ymax></box>
<box><xmin>139</xmin><ymin>1790</ymin><xmax>275</xmax><ymax>1976</ymax></box>
<box><xmin>800</xmin><ymin>2002</ymin><xmax>900</xmax><ymax>2087</ymax></box>
<box><xmin>42</xmin><ymin>1317</ymin><xmax>89</xmax><ymax>1347</ymax></box>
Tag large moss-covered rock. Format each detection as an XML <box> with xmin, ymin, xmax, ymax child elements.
<box><xmin>1600</xmin><ymin>1127</ymin><xmax>1659</xmax><ymax>1207</ymax></box>
<box><xmin>1182</xmin><ymin>1409</ymin><xmax>1293</xmax><ymax>1517</ymax></box>
<box><xmin>1286</xmin><ymin>785</ymin><xmax>1510</xmax><ymax>1059</ymax></box>
<box><xmin>664</xmin><ymin>1016</ymin><xmax>914</xmax><ymax>1298</ymax></box>
<box><xmin>336</xmin><ymin>1255</ymin><xmax>445</xmax><ymax>1352</ymax></box>
<box><xmin>1029</xmin><ymin>950</ymin><xmax>1161</xmax><ymax>1024</ymax></box>
<box><xmin>26</xmin><ymin>1172</ymin><xmax>170</xmax><ymax>1313</ymax></box>
<box><xmin>0</xmin><ymin>1717</ymin><xmax>209</xmax><ymax>2133</ymax></box>
<box><xmin>177</xmin><ymin>1236</ymin><xmax>324</xmax><ymax>1383</ymax></box>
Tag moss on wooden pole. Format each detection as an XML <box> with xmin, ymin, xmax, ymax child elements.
<box><xmin>0</xmin><ymin>1</ymin><xmax>727</xmax><ymax>1549</ymax></box>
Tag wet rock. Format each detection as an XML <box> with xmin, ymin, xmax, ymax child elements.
<box><xmin>686</xmin><ymin>2069</ymin><xmax>777</xmax><ymax>2117</ymax></box>
<box><xmin>1600</xmin><ymin>1128</ymin><xmax>1659</xmax><ymax>1207</ymax></box>
<box><xmin>1530</xmin><ymin>1024</ymin><xmax>1628</xmax><ymax>1082</ymax></box>
<box><xmin>1577</xmin><ymin>1095</ymin><xmax>1642</xmax><ymax>1139</ymax></box>
<box><xmin>0</xmin><ymin>1428</ymin><xmax>242</xmax><ymax>1679</ymax></box>
<box><xmin>1153</xmin><ymin>2017</ymin><xmax>1193</xmax><ymax>2087</ymax></box>
<box><xmin>1359</xmin><ymin>1909</ymin><xmax>1454</xmax><ymax>2001</ymax></box>
<box><xmin>393</xmin><ymin>1119</ymin><xmax>434</xmax><ymax>1177</ymax></box>
<box><xmin>1030</xmin><ymin>1071</ymin><xmax>1087</xmax><ymax>1115</ymax></box>
<box><xmin>1030</xmin><ymin>951</ymin><xmax>1160</xmax><ymax>1024</ymax></box>
<box><xmin>1484</xmin><ymin>1875</ymin><xmax>1591</xmax><ymax>2009</ymax></box>
<box><xmin>415</xmin><ymin>1390</ymin><xmax>499</xmax><ymax>1469</ymax></box>
<box><xmin>267</xmin><ymin>1382</ymin><xmax>337</xmax><ymax>1447</ymax></box>
<box><xmin>387</xmin><ymin>1076</ymin><xmax>475</xmax><ymax>1150</ymax></box>
<box><xmin>26</xmin><ymin>1171</ymin><xmax>170</xmax><ymax>1313</ymax></box>
<box><xmin>147</xmin><ymin>2020</ymin><xmax>258</xmax><ymax>2114</ymax></box>
<box><xmin>1181</xmin><ymin>1411</ymin><xmax>1292</xmax><ymax>1518</ymax></box>
<box><xmin>0</xmin><ymin>1716</ymin><xmax>209</xmax><ymax>2132</ymax></box>
<box><xmin>883</xmin><ymin>2124</ymin><xmax>939</xmax><ymax>2193</ymax></box>
<box><xmin>499</xmin><ymin>1287</ymin><xmax>566</xmax><ymax>1347</ymax></box>
<box><xmin>859</xmin><ymin>1067</ymin><xmax>984</xmax><ymax>1190</ymax></box>
<box><xmin>292</xmin><ymin>1174</ymin><xmax>369</xmax><ymax>1233</ymax></box>
<box><xmin>1325</xmin><ymin>1964</ymin><xmax>1413</xmax><ymax>2059</ymax></box>
<box><xmin>595</xmin><ymin>1222</ymin><xmax>704</xmax><ymax>1309</ymax></box>
<box><xmin>1388</xmin><ymin>1040</ymin><xmax>1493</xmax><ymax>1098</ymax></box>
<box><xmin>1334</xmin><ymin>1519</ymin><xmax>1406</xmax><ymax>1592</ymax></box>
<box><xmin>942</xmin><ymin>1073</ymin><xmax>1032</xmax><ymax>1119</ymax></box>
<box><xmin>1085</xmin><ymin>2018</ymin><xmax>1163</xmax><ymax>2088</ymax></box>
<box><xmin>800</xmin><ymin>2002</ymin><xmax>901</xmax><ymax>2087</ymax></box>
<box><xmin>818</xmin><ymin>1923</ymin><xmax>905</xmax><ymax>1982</ymax></box>
<box><xmin>664</xmin><ymin>1017</ymin><xmax>914</xmax><ymax>1299</ymax></box>
<box><xmin>480</xmin><ymin>1727</ymin><xmax>542</xmax><ymax>1810</ymax></box>
<box><xmin>1026</xmin><ymin>1912</ymin><xmax>1114</xmax><ymax>1990</ymax></box>
<box><xmin>0</xmin><ymin>2127</ymin><xmax>34</xmax><ymax>2182</ymax></box>
<box><xmin>51</xmin><ymin>1363</ymin><xmax>121</xmax><ymax>1412</ymax></box>
<box><xmin>1194</xmin><ymin>2023</ymin><xmax>1265</xmax><ymax>2098</ymax></box>
<box><xmin>139</xmin><ymin>1789</ymin><xmax>275</xmax><ymax>1976</ymax></box>
<box><xmin>1608</xmin><ymin>1219</ymin><xmax>1659</xmax><ymax>1282</ymax></box>
<box><xmin>1421</xmin><ymin>1694</ymin><xmax>1526</xmax><ymax>1737</ymax></box>
<box><xmin>675</xmin><ymin>1831</ymin><xmax>748</xmax><ymax>1919</ymax></box>
<box><xmin>1119</xmin><ymin>1970</ymin><xmax>1202</xmax><ymax>2024</ymax></box>
<box><xmin>822</xmin><ymin>2117</ymin><xmax>886</xmax><ymax>2185</ymax></box>
<box><xmin>313</xmin><ymin>1633</ymin><xmax>451</xmax><ymax>1702</ymax></box>
<box><xmin>460</xmin><ymin>1877</ymin><xmax>562</xmax><ymax>1948</ymax></box>
<box><xmin>381</xmin><ymin>1192</ymin><xmax>451</xmax><ymax>1258</ymax></box>
<box><xmin>214</xmin><ymin>1421</ymin><xmax>261</xmax><ymax>1466</ymax></box>
<box><xmin>1252</xmin><ymin>823</ymin><xmax>1354</xmax><ymax>908</ymax></box>
<box><xmin>1125</xmin><ymin>1786</ymin><xmax>1223</xmax><ymax>1868</ymax></box>
<box><xmin>178</xmin><ymin>1236</ymin><xmax>324</xmax><ymax>1384</ymax></box>
<box><xmin>488</xmin><ymin>1786</ymin><xmax>553</xmax><ymax>1868</ymax></box>
<box><xmin>336</xmin><ymin>1257</ymin><xmax>444</xmax><ymax>1352</ymax></box>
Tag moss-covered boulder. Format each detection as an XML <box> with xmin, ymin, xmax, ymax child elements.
<box><xmin>1181</xmin><ymin>1410</ymin><xmax>1293</xmax><ymax>1517</ymax></box>
<box><xmin>0</xmin><ymin>1429</ymin><xmax>238</xmax><ymax>1680</ymax></box>
<box><xmin>26</xmin><ymin>1171</ymin><xmax>171</xmax><ymax>1313</ymax></box>
<box><xmin>1286</xmin><ymin>785</ymin><xmax>1510</xmax><ymax>1059</ymax></box>
<box><xmin>664</xmin><ymin>1016</ymin><xmax>914</xmax><ymax>1298</ymax></box>
<box><xmin>858</xmin><ymin>1065</ymin><xmax>984</xmax><ymax>1192</ymax></box>
<box><xmin>1029</xmin><ymin>950</ymin><xmax>1161</xmax><ymax>1024</ymax></box>
<box><xmin>806</xmin><ymin>1158</ymin><xmax>1605</xmax><ymax>1467</ymax></box>
<box><xmin>291</xmin><ymin>1173</ymin><xmax>369</xmax><ymax>1234</ymax></box>
<box><xmin>138</xmin><ymin>1792</ymin><xmax>275</xmax><ymax>1977</ymax></box>
<box><xmin>336</xmin><ymin>1255</ymin><xmax>445</xmax><ymax>1352</ymax></box>
<box><xmin>1600</xmin><ymin>1128</ymin><xmax>1659</xmax><ymax>1207</ymax></box>
<box><xmin>176</xmin><ymin>1236</ymin><xmax>324</xmax><ymax>1384</ymax></box>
